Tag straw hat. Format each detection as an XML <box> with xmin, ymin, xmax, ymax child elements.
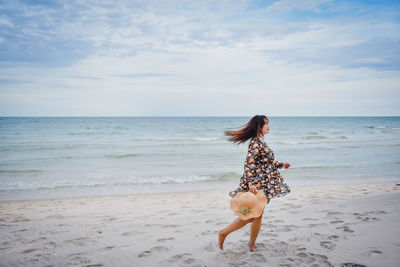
<box><xmin>230</xmin><ymin>190</ymin><xmax>268</xmax><ymax>220</ymax></box>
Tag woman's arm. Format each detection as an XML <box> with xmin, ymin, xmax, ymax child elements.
<box><xmin>273</xmin><ymin>160</ymin><xmax>284</xmax><ymax>169</ymax></box>
<box><xmin>274</xmin><ymin>161</ymin><xmax>290</xmax><ymax>169</ymax></box>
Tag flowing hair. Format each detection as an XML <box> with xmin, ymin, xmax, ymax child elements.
<box><xmin>224</xmin><ymin>115</ymin><xmax>269</xmax><ymax>144</ymax></box>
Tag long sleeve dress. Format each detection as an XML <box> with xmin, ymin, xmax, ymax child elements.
<box><xmin>229</xmin><ymin>137</ymin><xmax>291</xmax><ymax>203</ymax></box>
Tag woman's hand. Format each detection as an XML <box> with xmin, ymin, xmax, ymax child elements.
<box><xmin>282</xmin><ymin>162</ymin><xmax>291</xmax><ymax>169</ymax></box>
<box><xmin>249</xmin><ymin>185</ymin><xmax>257</xmax><ymax>194</ymax></box>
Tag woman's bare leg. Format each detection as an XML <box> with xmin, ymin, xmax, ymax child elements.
<box><xmin>218</xmin><ymin>217</ymin><xmax>254</xmax><ymax>250</ymax></box>
<box><xmin>249</xmin><ymin>213</ymin><xmax>263</xmax><ymax>252</ymax></box>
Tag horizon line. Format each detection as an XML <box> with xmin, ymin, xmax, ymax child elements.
<box><xmin>1</xmin><ymin>115</ymin><xmax>399</xmax><ymax>118</ymax></box>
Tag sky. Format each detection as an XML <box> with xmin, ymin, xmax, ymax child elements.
<box><xmin>0</xmin><ymin>0</ymin><xmax>399</xmax><ymax>116</ymax></box>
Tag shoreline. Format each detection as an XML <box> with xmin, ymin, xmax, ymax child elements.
<box><xmin>1</xmin><ymin>180</ymin><xmax>399</xmax><ymax>203</ymax></box>
<box><xmin>1</xmin><ymin>182</ymin><xmax>399</xmax><ymax>266</ymax></box>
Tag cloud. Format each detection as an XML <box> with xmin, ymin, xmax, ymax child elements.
<box><xmin>112</xmin><ymin>73</ymin><xmax>175</xmax><ymax>78</ymax></box>
<box><xmin>266</xmin><ymin>0</ymin><xmax>333</xmax><ymax>13</ymax></box>
<box><xmin>0</xmin><ymin>78</ymin><xmax>30</xmax><ymax>84</ymax></box>
<box><xmin>0</xmin><ymin>16</ymin><xmax>13</xmax><ymax>27</ymax></box>
<box><xmin>0</xmin><ymin>0</ymin><xmax>399</xmax><ymax>116</ymax></box>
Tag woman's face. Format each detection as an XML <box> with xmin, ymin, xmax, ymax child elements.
<box><xmin>261</xmin><ymin>119</ymin><xmax>270</xmax><ymax>136</ymax></box>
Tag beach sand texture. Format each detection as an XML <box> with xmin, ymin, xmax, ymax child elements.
<box><xmin>1</xmin><ymin>182</ymin><xmax>399</xmax><ymax>267</ymax></box>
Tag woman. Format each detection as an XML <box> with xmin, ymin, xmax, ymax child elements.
<box><xmin>218</xmin><ymin>115</ymin><xmax>291</xmax><ymax>252</ymax></box>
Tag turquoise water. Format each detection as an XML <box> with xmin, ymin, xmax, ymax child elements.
<box><xmin>0</xmin><ymin>116</ymin><xmax>399</xmax><ymax>200</ymax></box>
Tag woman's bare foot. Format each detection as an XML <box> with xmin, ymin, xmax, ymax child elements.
<box><xmin>249</xmin><ymin>243</ymin><xmax>257</xmax><ymax>252</ymax></box>
<box><xmin>218</xmin><ymin>230</ymin><xmax>227</xmax><ymax>250</ymax></box>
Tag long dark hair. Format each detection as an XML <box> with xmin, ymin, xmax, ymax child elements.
<box><xmin>224</xmin><ymin>115</ymin><xmax>269</xmax><ymax>144</ymax></box>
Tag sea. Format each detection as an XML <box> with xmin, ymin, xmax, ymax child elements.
<box><xmin>0</xmin><ymin>116</ymin><xmax>399</xmax><ymax>201</ymax></box>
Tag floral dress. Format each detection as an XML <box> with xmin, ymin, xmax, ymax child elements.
<box><xmin>229</xmin><ymin>137</ymin><xmax>291</xmax><ymax>203</ymax></box>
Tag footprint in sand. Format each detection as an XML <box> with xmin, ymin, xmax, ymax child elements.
<box><xmin>191</xmin><ymin>209</ymin><xmax>207</xmax><ymax>214</ymax></box>
<box><xmin>367</xmin><ymin>210</ymin><xmax>386</xmax><ymax>215</ymax></box>
<box><xmin>29</xmin><ymin>237</ymin><xmax>47</xmax><ymax>243</ymax></box>
<box><xmin>144</xmin><ymin>223</ymin><xmax>162</xmax><ymax>227</ymax></box>
<box><xmin>330</xmin><ymin>220</ymin><xmax>344</xmax><ymax>224</ymax></box>
<box><xmin>216</xmin><ymin>251</ymin><xmax>244</xmax><ymax>262</ymax></box>
<box><xmin>296</xmin><ymin>252</ymin><xmax>320</xmax><ymax>265</ymax></box>
<box><xmin>309</xmin><ymin>252</ymin><xmax>329</xmax><ymax>261</ymax></box>
<box><xmin>264</xmin><ymin>223</ymin><xmax>278</xmax><ymax>228</ymax></box>
<box><xmin>340</xmin><ymin>263</ymin><xmax>367</xmax><ymax>267</ymax></box>
<box><xmin>244</xmin><ymin>252</ymin><xmax>266</xmax><ymax>263</ymax></box>
<box><xmin>279</xmin><ymin>224</ymin><xmax>298</xmax><ymax>232</ymax></box>
<box><xmin>138</xmin><ymin>246</ymin><xmax>169</xmax><ymax>257</ymax></box>
<box><xmin>200</xmin><ymin>230</ymin><xmax>216</xmax><ymax>236</ymax></box>
<box><xmin>0</xmin><ymin>245</ymin><xmax>11</xmax><ymax>251</ymax></box>
<box><xmin>336</xmin><ymin>226</ymin><xmax>354</xmax><ymax>233</ymax></box>
<box><xmin>22</xmin><ymin>248</ymin><xmax>38</xmax><ymax>254</ymax></box>
<box><xmin>68</xmin><ymin>254</ymin><xmax>91</xmax><ymax>265</ymax></box>
<box><xmin>368</xmin><ymin>250</ymin><xmax>383</xmax><ymax>257</ymax></box>
<box><xmin>46</xmin><ymin>214</ymin><xmax>64</xmax><ymax>219</ymax></box>
<box><xmin>326</xmin><ymin>211</ymin><xmax>344</xmax><ymax>217</ymax></box>
<box><xmin>204</xmin><ymin>242</ymin><xmax>216</xmax><ymax>252</ymax></box>
<box><xmin>99</xmin><ymin>246</ymin><xmax>114</xmax><ymax>252</ymax></box>
<box><xmin>328</xmin><ymin>235</ymin><xmax>339</xmax><ymax>240</ymax></box>
<box><xmin>121</xmin><ymin>230</ymin><xmax>143</xmax><ymax>236</ymax></box>
<box><xmin>283</xmin><ymin>203</ymin><xmax>302</xmax><ymax>209</ymax></box>
<box><xmin>309</xmin><ymin>223</ymin><xmax>325</xmax><ymax>228</ymax></box>
<box><xmin>302</xmin><ymin>218</ymin><xmax>319</xmax><ymax>221</ymax></box>
<box><xmin>320</xmin><ymin>241</ymin><xmax>336</xmax><ymax>250</ymax></box>
<box><xmin>261</xmin><ymin>232</ymin><xmax>278</xmax><ymax>238</ymax></box>
<box><xmin>353</xmin><ymin>211</ymin><xmax>385</xmax><ymax>222</ymax></box>
<box><xmin>137</xmin><ymin>250</ymin><xmax>151</xmax><ymax>257</ymax></box>
<box><xmin>161</xmin><ymin>224</ymin><xmax>180</xmax><ymax>229</ymax></box>
<box><xmin>64</xmin><ymin>237</ymin><xmax>96</xmax><ymax>247</ymax></box>
<box><xmin>13</xmin><ymin>229</ymin><xmax>28</xmax><ymax>233</ymax></box>
<box><xmin>157</xmin><ymin>237</ymin><xmax>175</xmax><ymax>242</ymax></box>
<box><xmin>168</xmin><ymin>253</ymin><xmax>201</xmax><ymax>265</ymax></box>
<box><xmin>44</xmin><ymin>241</ymin><xmax>57</xmax><ymax>249</ymax></box>
<box><xmin>11</xmin><ymin>216</ymin><xmax>30</xmax><ymax>223</ymax></box>
<box><xmin>311</xmin><ymin>199</ymin><xmax>323</xmax><ymax>204</ymax></box>
<box><xmin>354</xmin><ymin>214</ymin><xmax>376</xmax><ymax>222</ymax></box>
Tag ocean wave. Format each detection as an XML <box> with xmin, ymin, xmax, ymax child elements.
<box><xmin>130</xmin><ymin>137</ymin><xmax>224</xmax><ymax>142</ymax></box>
<box><xmin>209</xmin><ymin>172</ymin><xmax>240</xmax><ymax>181</ymax></box>
<box><xmin>366</xmin><ymin>126</ymin><xmax>400</xmax><ymax>131</ymax></box>
<box><xmin>276</xmin><ymin>137</ymin><xmax>350</xmax><ymax>145</ymax></box>
<box><xmin>0</xmin><ymin>169</ymin><xmax>44</xmax><ymax>174</ymax></box>
<box><xmin>0</xmin><ymin>173</ymin><xmax>240</xmax><ymax>191</ymax></box>
<box><xmin>301</xmin><ymin>135</ymin><xmax>349</xmax><ymax>140</ymax></box>
<box><xmin>105</xmin><ymin>153</ymin><xmax>139</xmax><ymax>159</ymax></box>
<box><xmin>303</xmin><ymin>135</ymin><xmax>329</xmax><ymax>140</ymax></box>
<box><xmin>288</xmin><ymin>164</ymin><xmax>353</xmax><ymax>171</ymax></box>
<box><xmin>0</xmin><ymin>144</ymin><xmax>91</xmax><ymax>152</ymax></box>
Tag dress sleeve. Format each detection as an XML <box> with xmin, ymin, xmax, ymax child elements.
<box><xmin>273</xmin><ymin>160</ymin><xmax>284</xmax><ymax>169</ymax></box>
<box><xmin>243</xmin><ymin>139</ymin><xmax>260</xmax><ymax>186</ymax></box>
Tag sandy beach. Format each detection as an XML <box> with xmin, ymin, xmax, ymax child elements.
<box><xmin>1</xmin><ymin>182</ymin><xmax>399</xmax><ymax>267</ymax></box>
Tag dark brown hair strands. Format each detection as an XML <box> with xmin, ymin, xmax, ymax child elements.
<box><xmin>224</xmin><ymin>115</ymin><xmax>269</xmax><ymax>144</ymax></box>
